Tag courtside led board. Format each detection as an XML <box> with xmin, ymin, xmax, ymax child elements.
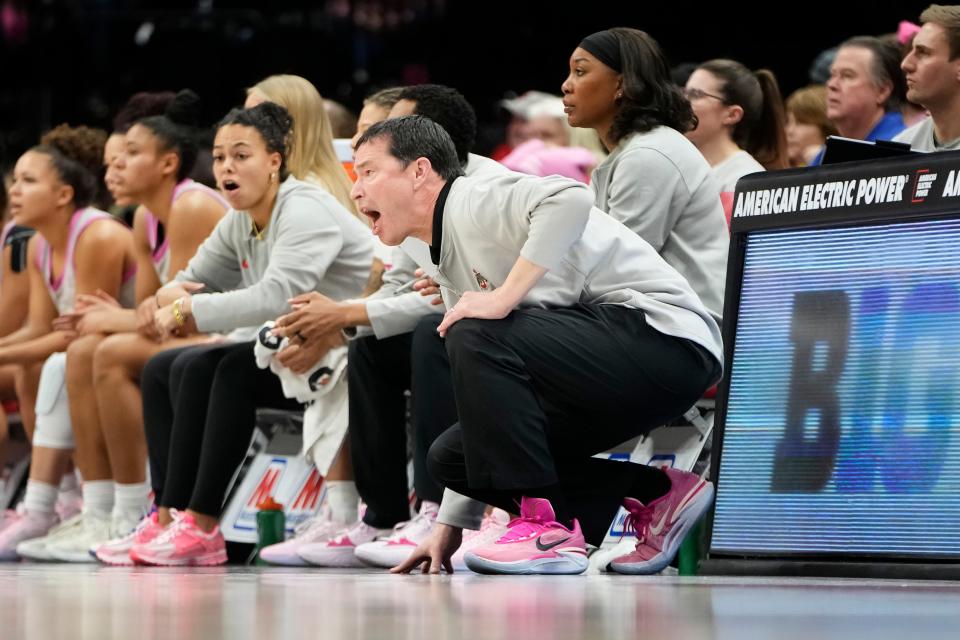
<box><xmin>706</xmin><ymin>151</ymin><xmax>960</xmax><ymax>576</ymax></box>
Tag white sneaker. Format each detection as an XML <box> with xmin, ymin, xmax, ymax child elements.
<box><xmin>260</xmin><ymin>507</ymin><xmax>351</xmax><ymax>567</ymax></box>
<box><xmin>1</xmin><ymin>512</ymin><xmax>60</xmax><ymax>561</ymax></box>
<box><xmin>354</xmin><ymin>501</ymin><xmax>439</xmax><ymax>569</ymax></box>
<box><xmin>298</xmin><ymin>520</ymin><xmax>390</xmax><ymax>568</ymax></box>
<box><xmin>16</xmin><ymin>513</ymin><xmax>86</xmax><ymax>561</ymax></box>
<box><xmin>451</xmin><ymin>508</ymin><xmax>511</xmax><ymax>571</ymax></box>
<box><xmin>44</xmin><ymin>511</ymin><xmax>112</xmax><ymax>563</ymax></box>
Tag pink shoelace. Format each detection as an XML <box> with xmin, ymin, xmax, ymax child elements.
<box><xmin>623</xmin><ymin>504</ymin><xmax>654</xmax><ymax>545</ymax></box>
<box><xmin>498</xmin><ymin>501</ymin><xmax>556</xmax><ymax>543</ymax></box>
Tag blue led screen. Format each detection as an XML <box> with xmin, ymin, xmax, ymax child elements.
<box><xmin>712</xmin><ymin>217</ymin><xmax>960</xmax><ymax>556</ymax></box>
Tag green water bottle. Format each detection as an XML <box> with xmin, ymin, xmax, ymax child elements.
<box><xmin>255</xmin><ymin>496</ymin><xmax>286</xmax><ymax>566</ymax></box>
<box><xmin>678</xmin><ymin>519</ymin><xmax>705</xmax><ymax>576</ymax></box>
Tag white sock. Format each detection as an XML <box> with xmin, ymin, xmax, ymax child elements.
<box><xmin>59</xmin><ymin>470</ymin><xmax>80</xmax><ymax>494</ymax></box>
<box><xmin>113</xmin><ymin>482</ymin><xmax>151</xmax><ymax>526</ymax></box>
<box><xmin>325</xmin><ymin>480</ymin><xmax>359</xmax><ymax>524</ymax></box>
<box><xmin>23</xmin><ymin>480</ymin><xmax>58</xmax><ymax>518</ymax></box>
<box><xmin>82</xmin><ymin>480</ymin><xmax>115</xmax><ymax>518</ymax></box>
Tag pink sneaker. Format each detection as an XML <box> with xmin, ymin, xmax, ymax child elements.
<box><xmin>609</xmin><ymin>467</ymin><xmax>714</xmax><ymax>575</ymax></box>
<box><xmin>260</xmin><ymin>507</ymin><xmax>349</xmax><ymax>567</ymax></box>
<box><xmin>0</xmin><ymin>511</ymin><xmax>58</xmax><ymax>561</ymax></box>
<box><xmin>298</xmin><ymin>520</ymin><xmax>391</xmax><ymax>568</ymax></box>
<box><xmin>354</xmin><ymin>501</ymin><xmax>439</xmax><ymax>569</ymax></box>
<box><xmin>129</xmin><ymin>513</ymin><xmax>227</xmax><ymax>566</ymax></box>
<box><xmin>94</xmin><ymin>511</ymin><xmax>166</xmax><ymax>566</ymax></box>
<box><xmin>0</xmin><ymin>507</ymin><xmax>22</xmax><ymax>535</ymax></box>
<box><xmin>464</xmin><ymin>497</ymin><xmax>588</xmax><ymax>575</ymax></box>
<box><xmin>451</xmin><ymin>508</ymin><xmax>510</xmax><ymax>571</ymax></box>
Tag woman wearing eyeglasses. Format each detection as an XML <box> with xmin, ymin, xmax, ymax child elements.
<box><xmin>684</xmin><ymin>59</ymin><xmax>789</xmax><ymax>195</ymax></box>
<box><xmin>561</xmin><ymin>28</ymin><xmax>728</xmax><ymax>320</ymax></box>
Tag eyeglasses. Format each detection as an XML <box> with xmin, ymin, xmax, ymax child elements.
<box><xmin>683</xmin><ymin>87</ymin><xmax>727</xmax><ymax>102</ymax></box>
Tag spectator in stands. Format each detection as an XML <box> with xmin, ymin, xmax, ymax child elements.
<box><xmin>560</xmin><ymin>27</ymin><xmax>728</xmax><ymax>318</ymax></box>
<box><xmin>785</xmin><ymin>85</ymin><xmax>836</xmax><ymax>167</ymax></box>
<box><xmin>127</xmin><ymin>103</ymin><xmax>371</xmax><ymax>567</ymax></box>
<box><xmin>684</xmin><ymin>59</ymin><xmax>788</xmax><ymax>197</ymax></box>
<box><xmin>0</xmin><ymin>125</ymin><xmax>138</xmax><ymax>559</ymax></box>
<box><xmin>501</xmin><ymin>95</ymin><xmax>605</xmax><ymax>183</ymax></box>
<box><xmin>812</xmin><ymin>35</ymin><xmax>908</xmax><ymax>164</ymax></box>
<box><xmin>26</xmin><ymin>91</ymin><xmax>228</xmax><ymax>565</ymax></box>
<box><xmin>896</xmin><ymin>5</ymin><xmax>960</xmax><ymax>151</ymax></box>
<box><xmin>893</xmin><ymin>23</ymin><xmax>930</xmax><ymax>127</ymax></box>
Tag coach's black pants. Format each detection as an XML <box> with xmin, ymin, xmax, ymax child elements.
<box><xmin>427</xmin><ymin>305</ymin><xmax>721</xmax><ymax>545</ymax></box>
<box><xmin>348</xmin><ymin>314</ymin><xmax>458</xmax><ymax>529</ymax></box>
<box><xmin>141</xmin><ymin>341</ymin><xmax>300</xmax><ymax>517</ymax></box>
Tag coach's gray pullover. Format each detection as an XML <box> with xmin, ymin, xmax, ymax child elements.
<box><xmin>591</xmin><ymin>127</ymin><xmax>729</xmax><ymax>320</ymax></box>
<box><xmin>176</xmin><ymin>176</ymin><xmax>373</xmax><ymax>336</ymax></box>
<box><xmin>359</xmin><ymin>153</ymin><xmax>510</xmax><ymax>339</ymax></box>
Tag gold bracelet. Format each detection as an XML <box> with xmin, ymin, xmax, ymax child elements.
<box><xmin>172</xmin><ymin>298</ymin><xmax>186</xmax><ymax>328</ymax></box>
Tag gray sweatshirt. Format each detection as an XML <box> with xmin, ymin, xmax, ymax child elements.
<box><xmin>359</xmin><ymin>153</ymin><xmax>510</xmax><ymax>339</ymax></box>
<box><xmin>426</xmin><ymin>171</ymin><xmax>725</xmax><ymax>530</ymax></box>
<box><xmin>590</xmin><ymin>127</ymin><xmax>729</xmax><ymax>321</ymax></box>
<box><xmin>177</xmin><ymin>176</ymin><xmax>373</xmax><ymax>336</ymax></box>
<box><xmin>894</xmin><ymin>116</ymin><xmax>960</xmax><ymax>152</ymax></box>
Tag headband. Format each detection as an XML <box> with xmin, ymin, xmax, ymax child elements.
<box><xmin>579</xmin><ymin>30</ymin><xmax>622</xmax><ymax>73</ymax></box>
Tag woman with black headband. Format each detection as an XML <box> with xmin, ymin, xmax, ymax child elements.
<box><xmin>562</xmin><ymin>28</ymin><xmax>728</xmax><ymax>320</ymax></box>
<box><xmin>557</xmin><ymin>28</ymin><xmax>728</xmax><ymax>572</ymax></box>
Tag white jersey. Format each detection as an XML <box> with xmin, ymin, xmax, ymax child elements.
<box><xmin>143</xmin><ymin>179</ymin><xmax>228</xmax><ymax>285</ymax></box>
<box><xmin>34</xmin><ymin>208</ymin><xmax>136</xmax><ymax>314</ymax></box>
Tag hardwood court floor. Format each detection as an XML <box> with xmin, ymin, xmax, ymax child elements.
<box><xmin>1</xmin><ymin>565</ymin><xmax>959</xmax><ymax>639</ymax></box>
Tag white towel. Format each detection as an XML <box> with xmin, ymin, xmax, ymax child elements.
<box><xmin>253</xmin><ymin>321</ymin><xmax>350</xmax><ymax>474</ymax></box>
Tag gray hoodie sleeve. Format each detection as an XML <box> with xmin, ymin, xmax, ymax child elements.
<box><xmin>437</xmin><ymin>488</ymin><xmax>487</xmax><ymax>531</ymax></box>
<box><xmin>175</xmin><ymin>213</ymin><xmax>244</xmax><ymax>294</ymax></box>
<box><xmin>508</xmin><ymin>176</ymin><xmax>593</xmax><ymax>270</ymax></box>
<box><xmin>363</xmin><ymin>247</ymin><xmax>438</xmax><ymax>338</ymax></box>
<box><xmin>187</xmin><ymin>194</ymin><xmax>346</xmax><ymax>333</ymax></box>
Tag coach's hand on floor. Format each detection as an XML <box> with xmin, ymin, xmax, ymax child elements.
<box><xmin>390</xmin><ymin>523</ymin><xmax>462</xmax><ymax>575</ymax></box>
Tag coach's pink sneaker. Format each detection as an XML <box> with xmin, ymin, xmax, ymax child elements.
<box><xmin>130</xmin><ymin>513</ymin><xmax>226</xmax><ymax>566</ymax></box>
<box><xmin>464</xmin><ymin>497</ymin><xmax>588</xmax><ymax>575</ymax></box>
<box><xmin>609</xmin><ymin>467</ymin><xmax>714</xmax><ymax>575</ymax></box>
<box><xmin>94</xmin><ymin>511</ymin><xmax>166</xmax><ymax>566</ymax></box>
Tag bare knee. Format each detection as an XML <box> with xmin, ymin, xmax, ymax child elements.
<box><xmin>94</xmin><ymin>333</ymin><xmax>152</xmax><ymax>383</ymax></box>
<box><xmin>65</xmin><ymin>334</ymin><xmax>102</xmax><ymax>384</ymax></box>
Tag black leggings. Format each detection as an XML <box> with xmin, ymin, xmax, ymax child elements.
<box><xmin>427</xmin><ymin>305</ymin><xmax>720</xmax><ymax>546</ymax></box>
<box><xmin>348</xmin><ymin>314</ymin><xmax>458</xmax><ymax>529</ymax></box>
<box><xmin>141</xmin><ymin>340</ymin><xmax>300</xmax><ymax>517</ymax></box>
